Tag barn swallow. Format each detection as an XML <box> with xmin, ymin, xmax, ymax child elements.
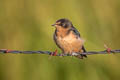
<box><xmin>52</xmin><ymin>18</ymin><xmax>87</xmax><ymax>59</ymax></box>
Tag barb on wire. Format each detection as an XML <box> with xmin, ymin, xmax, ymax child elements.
<box><xmin>0</xmin><ymin>49</ymin><xmax>120</xmax><ymax>56</ymax></box>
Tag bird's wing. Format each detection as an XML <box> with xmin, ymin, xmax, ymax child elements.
<box><xmin>71</xmin><ymin>27</ymin><xmax>87</xmax><ymax>53</ymax></box>
<box><xmin>70</xmin><ymin>26</ymin><xmax>81</xmax><ymax>37</ymax></box>
<box><xmin>82</xmin><ymin>46</ymin><xmax>86</xmax><ymax>52</ymax></box>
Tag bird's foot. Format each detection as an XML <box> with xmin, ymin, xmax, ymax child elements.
<box><xmin>59</xmin><ymin>53</ymin><xmax>65</xmax><ymax>57</ymax></box>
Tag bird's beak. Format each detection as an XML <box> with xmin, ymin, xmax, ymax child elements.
<box><xmin>51</xmin><ymin>24</ymin><xmax>56</xmax><ymax>27</ymax></box>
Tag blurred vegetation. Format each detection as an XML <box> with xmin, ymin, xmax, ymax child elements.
<box><xmin>0</xmin><ymin>0</ymin><xmax>120</xmax><ymax>80</ymax></box>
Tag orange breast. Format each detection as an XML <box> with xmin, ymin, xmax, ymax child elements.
<box><xmin>56</xmin><ymin>29</ymin><xmax>84</xmax><ymax>54</ymax></box>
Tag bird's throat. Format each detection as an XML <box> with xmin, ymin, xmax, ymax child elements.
<box><xmin>55</xmin><ymin>27</ymin><xmax>69</xmax><ymax>38</ymax></box>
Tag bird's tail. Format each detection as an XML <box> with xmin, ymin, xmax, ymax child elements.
<box><xmin>75</xmin><ymin>54</ymin><xmax>87</xmax><ymax>59</ymax></box>
<box><xmin>76</xmin><ymin>46</ymin><xmax>87</xmax><ymax>59</ymax></box>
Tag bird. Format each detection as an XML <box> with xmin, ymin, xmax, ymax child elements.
<box><xmin>52</xmin><ymin>18</ymin><xmax>87</xmax><ymax>59</ymax></box>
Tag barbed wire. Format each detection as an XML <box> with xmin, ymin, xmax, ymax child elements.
<box><xmin>0</xmin><ymin>49</ymin><xmax>119</xmax><ymax>56</ymax></box>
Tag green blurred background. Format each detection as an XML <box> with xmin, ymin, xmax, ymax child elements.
<box><xmin>0</xmin><ymin>0</ymin><xmax>120</xmax><ymax>80</ymax></box>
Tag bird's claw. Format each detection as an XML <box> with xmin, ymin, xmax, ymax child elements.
<box><xmin>59</xmin><ymin>53</ymin><xmax>65</xmax><ymax>58</ymax></box>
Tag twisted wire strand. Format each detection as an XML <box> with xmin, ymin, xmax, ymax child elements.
<box><xmin>0</xmin><ymin>49</ymin><xmax>119</xmax><ymax>56</ymax></box>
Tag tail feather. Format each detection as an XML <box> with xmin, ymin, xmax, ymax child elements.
<box><xmin>75</xmin><ymin>46</ymin><xmax>87</xmax><ymax>59</ymax></box>
<box><xmin>75</xmin><ymin>54</ymin><xmax>87</xmax><ymax>59</ymax></box>
<box><xmin>81</xmin><ymin>46</ymin><xmax>87</xmax><ymax>58</ymax></box>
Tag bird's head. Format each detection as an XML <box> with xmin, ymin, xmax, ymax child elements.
<box><xmin>52</xmin><ymin>18</ymin><xmax>73</xmax><ymax>29</ymax></box>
